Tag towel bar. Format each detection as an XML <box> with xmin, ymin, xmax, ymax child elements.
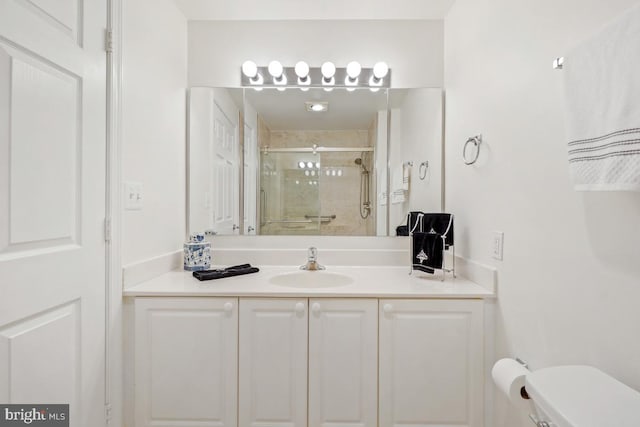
<box><xmin>463</xmin><ymin>135</ymin><xmax>482</xmax><ymax>165</ymax></box>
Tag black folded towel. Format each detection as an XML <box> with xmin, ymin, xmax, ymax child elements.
<box><xmin>422</xmin><ymin>213</ymin><xmax>454</xmax><ymax>248</ymax></box>
<box><xmin>192</xmin><ymin>264</ymin><xmax>260</xmax><ymax>281</ymax></box>
<box><xmin>412</xmin><ymin>232</ymin><xmax>444</xmax><ymax>274</ymax></box>
<box><xmin>407</xmin><ymin>211</ymin><xmax>425</xmax><ymax>234</ymax></box>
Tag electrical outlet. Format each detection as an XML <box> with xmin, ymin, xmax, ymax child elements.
<box><xmin>492</xmin><ymin>231</ymin><xmax>504</xmax><ymax>260</ymax></box>
<box><xmin>124</xmin><ymin>181</ymin><xmax>144</xmax><ymax>210</ymax></box>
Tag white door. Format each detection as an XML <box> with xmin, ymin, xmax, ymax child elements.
<box><xmin>308</xmin><ymin>299</ymin><xmax>378</xmax><ymax>427</ymax></box>
<box><xmin>243</xmin><ymin>117</ymin><xmax>257</xmax><ymax>234</ymax></box>
<box><xmin>239</xmin><ymin>298</ymin><xmax>308</xmax><ymax>427</ymax></box>
<box><xmin>212</xmin><ymin>88</ymin><xmax>240</xmax><ymax>235</ymax></box>
<box><xmin>0</xmin><ymin>2</ymin><xmax>106</xmax><ymax>427</ymax></box>
<box><xmin>135</xmin><ymin>297</ymin><xmax>238</xmax><ymax>427</ymax></box>
<box><xmin>379</xmin><ymin>299</ymin><xmax>484</xmax><ymax>427</ymax></box>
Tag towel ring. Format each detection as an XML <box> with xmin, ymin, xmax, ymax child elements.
<box><xmin>463</xmin><ymin>135</ymin><xmax>482</xmax><ymax>165</ymax></box>
<box><xmin>419</xmin><ymin>161</ymin><xmax>429</xmax><ymax>180</ymax></box>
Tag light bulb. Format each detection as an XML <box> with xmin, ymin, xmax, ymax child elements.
<box><xmin>310</xmin><ymin>104</ymin><xmax>324</xmax><ymax>112</ymax></box>
<box><xmin>295</xmin><ymin>61</ymin><xmax>309</xmax><ymax>79</ymax></box>
<box><xmin>373</xmin><ymin>62</ymin><xmax>389</xmax><ymax>79</ymax></box>
<box><xmin>242</xmin><ymin>60</ymin><xmax>258</xmax><ymax>78</ymax></box>
<box><xmin>268</xmin><ymin>60</ymin><xmax>283</xmax><ymax>78</ymax></box>
<box><xmin>346</xmin><ymin>61</ymin><xmax>361</xmax><ymax>79</ymax></box>
<box><xmin>321</xmin><ymin>62</ymin><xmax>336</xmax><ymax>79</ymax></box>
<box><xmin>337</xmin><ymin>170</ymin><xmax>342</xmax><ymax>176</ymax></box>
<box><xmin>347</xmin><ymin>87</ymin><xmax>356</xmax><ymax>92</ymax></box>
<box><xmin>305</xmin><ymin>170</ymin><xmax>310</xmax><ymax>176</ymax></box>
<box><xmin>307</xmin><ymin>161</ymin><xmax>313</xmax><ymax>168</ymax></box>
<box><xmin>299</xmin><ymin>161</ymin><xmax>305</xmax><ymax>169</ymax></box>
<box><xmin>315</xmin><ymin>162</ymin><xmax>320</xmax><ymax>168</ymax></box>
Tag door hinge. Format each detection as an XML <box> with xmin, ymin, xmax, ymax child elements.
<box><xmin>105</xmin><ymin>29</ymin><xmax>114</xmax><ymax>53</ymax></box>
<box><xmin>105</xmin><ymin>404</ymin><xmax>113</xmax><ymax>424</ymax></box>
<box><xmin>104</xmin><ymin>218</ymin><xmax>112</xmax><ymax>242</ymax></box>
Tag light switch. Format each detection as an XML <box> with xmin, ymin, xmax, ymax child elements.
<box><xmin>124</xmin><ymin>181</ymin><xmax>143</xmax><ymax>210</ymax></box>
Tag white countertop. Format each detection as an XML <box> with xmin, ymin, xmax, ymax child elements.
<box><xmin>123</xmin><ymin>265</ymin><xmax>494</xmax><ymax>299</ymax></box>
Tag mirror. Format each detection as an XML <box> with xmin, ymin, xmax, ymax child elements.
<box><xmin>187</xmin><ymin>87</ymin><xmax>442</xmax><ymax>237</ymax></box>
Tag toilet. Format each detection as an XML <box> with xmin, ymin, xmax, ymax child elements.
<box><xmin>525</xmin><ymin>365</ymin><xmax>640</xmax><ymax>427</ymax></box>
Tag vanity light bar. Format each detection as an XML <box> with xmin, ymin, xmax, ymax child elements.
<box><xmin>240</xmin><ymin>63</ymin><xmax>391</xmax><ymax>89</ymax></box>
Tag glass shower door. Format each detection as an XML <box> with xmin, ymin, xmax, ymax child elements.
<box><xmin>259</xmin><ymin>152</ymin><xmax>321</xmax><ymax>235</ymax></box>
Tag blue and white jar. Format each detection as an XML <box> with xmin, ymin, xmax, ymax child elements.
<box><xmin>184</xmin><ymin>232</ymin><xmax>211</xmax><ymax>271</ymax></box>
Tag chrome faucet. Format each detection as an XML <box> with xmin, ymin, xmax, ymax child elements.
<box><xmin>300</xmin><ymin>246</ymin><xmax>325</xmax><ymax>271</ymax></box>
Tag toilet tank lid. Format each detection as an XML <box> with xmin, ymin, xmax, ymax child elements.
<box><xmin>525</xmin><ymin>365</ymin><xmax>640</xmax><ymax>427</ymax></box>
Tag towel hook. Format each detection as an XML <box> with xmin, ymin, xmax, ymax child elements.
<box><xmin>419</xmin><ymin>161</ymin><xmax>429</xmax><ymax>180</ymax></box>
<box><xmin>463</xmin><ymin>135</ymin><xmax>482</xmax><ymax>165</ymax></box>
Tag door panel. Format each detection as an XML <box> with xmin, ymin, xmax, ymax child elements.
<box><xmin>239</xmin><ymin>298</ymin><xmax>308</xmax><ymax>427</ymax></box>
<box><xmin>0</xmin><ymin>1</ymin><xmax>107</xmax><ymax>426</ymax></box>
<box><xmin>309</xmin><ymin>299</ymin><xmax>378</xmax><ymax>427</ymax></box>
<box><xmin>135</xmin><ymin>298</ymin><xmax>238</xmax><ymax>427</ymax></box>
<box><xmin>379</xmin><ymin>299</ymin><xmax>484</xmax><ymax>427</ymax></box>
<box><xmin>1</xmin><ymin>44</ymin><xmax>80</xmax><ymax>250</ymax></box>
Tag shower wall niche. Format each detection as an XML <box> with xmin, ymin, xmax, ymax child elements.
<box><xmin>259</xmin><ymin>127</ymin><xmax>376</xmax><ymax>236</ymax></box>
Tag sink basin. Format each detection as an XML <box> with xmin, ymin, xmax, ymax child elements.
<box><xmin>269</xmin><ymin>271</ymin><xmax>354</xmax><ymax>288</ymax></box>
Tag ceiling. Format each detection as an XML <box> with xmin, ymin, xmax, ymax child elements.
<box><xmin>244</xmin><ymin>88</ymin><xmax>390</xmax><ymax>131</ymax></box>
<box><xmin>172</xmin><ymin>0</ymin><xmax>455</xmax><ymax>20</ymax></box>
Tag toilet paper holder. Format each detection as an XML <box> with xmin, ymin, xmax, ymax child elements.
<box><xmin>516</xmin><ymin>357</ymin><xmax>531</xmax><ymax>399</ymax></box>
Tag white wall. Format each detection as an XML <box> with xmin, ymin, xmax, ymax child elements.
<box><xmin>188</xmin><ymin>20</ymin><xmax>443</xmax><ymax>88</ymax></box>
<box><xmin>122</xmin><ymin>0</ymin><xmax>187</xmax><ymax>265</ymax></box>
<box><xmin>444</xmin><ymin>0</ymin><xmax>640</xmax><ymax>425</ymax></box>
<box><xmin>389</xmin><ymin>89</ymin><xmax>443</xmax><ymax>232</ymax></box>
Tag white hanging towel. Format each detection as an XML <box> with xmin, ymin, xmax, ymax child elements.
<box><xmin>391</xmin><ymin>167</ymin><xmax>406</xmax><ymax>204</ymax></box>
<box><xmin>402</xmin><ymin>162</ymin><xmax>410</xmax><ymax>191</ymax></box>
<box><xmin>564</xmin><ymin>3</ymin><xmax>640</xmax><ymax>191</ymax></box>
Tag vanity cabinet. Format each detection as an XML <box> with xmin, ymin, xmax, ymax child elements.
<box><xmin>238</xmin><ymin>299</ymin><xmax>308</xmax><ymax>427</ymax></box>
<box><xmin>133</xmin><ymin>297</ymin><xmax>484</xmax><ymax>427</ymax></box>
<box><xmin>379</xmin><ymin>299</ymin><xmax>484</xmax><ymax>427</ymax></box>
<box><xmin>134</xmin><ymin>297</ymin><xmax>238</xmax><ymax>427</ymax></box>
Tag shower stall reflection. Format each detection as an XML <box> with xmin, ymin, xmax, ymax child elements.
<box><xmin>260</xmin><ymin>150</ymin><xmax>374</xmax><ymax>235</ymax></box>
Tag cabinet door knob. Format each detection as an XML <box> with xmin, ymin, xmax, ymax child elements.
<box><xmin>383</xmin><ymin>303</ymin><xmax>393</xmax><ymax>314</ymax></box>
<box><xmin>295</xmin><ymin>302</ymin><xmax>305</xmax><ymax>314</ymax></box>
<box><xmin>224</xmin><ymin>302</ymin><xmax>233</xmax><ymax>313</ymax></box>
<box><xmin>311</xmin><ymin>302</ymin><xmax>321</xmax><ymax>314</ymax></box>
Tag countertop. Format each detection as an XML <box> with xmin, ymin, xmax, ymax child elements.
<box><xmin>123</xmin><ymin>265</ymin><xmax>494</xmax><ymax>299</ymax></box>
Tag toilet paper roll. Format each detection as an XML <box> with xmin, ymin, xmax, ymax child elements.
<box><xmin>492</xmin><ymin>358</ymin><xmax>531</xmax><ymax>407</ymax></box>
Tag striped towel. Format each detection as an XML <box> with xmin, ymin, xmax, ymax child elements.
<box><xmin>564</xmin><ymin>3</ymin><xmax>640</xmax><ymax>191</ymax></box>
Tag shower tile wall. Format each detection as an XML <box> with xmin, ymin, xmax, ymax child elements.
<box><xmin>260</xmin><ymin>127</ymin><xmax>374</xmax><ymax>236</ymax></box>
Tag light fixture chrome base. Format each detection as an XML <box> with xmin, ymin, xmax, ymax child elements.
<box><xmin>241</xmin><ymin>66</ymin><xmax>391</xmax><ymax>89</ymax></box>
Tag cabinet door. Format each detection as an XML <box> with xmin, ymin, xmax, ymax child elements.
<box><xmin>239</xmin><ymin>298</ymin><xmax>308</xmax><ymax>427</ymax></box>
<box><xmin>379</xmin><ymin>299</ymin><xmax>484</xmax><ymax>427</ymax></box>
<box><xmin>135</xmin><ymin>297</ymin><xmax>238</xmax><ymax>427</ymax></box>
<box><xmin>309</xmin><ymin>299</ymin><xmax>378</xmax><ymax>427</ymax></box>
